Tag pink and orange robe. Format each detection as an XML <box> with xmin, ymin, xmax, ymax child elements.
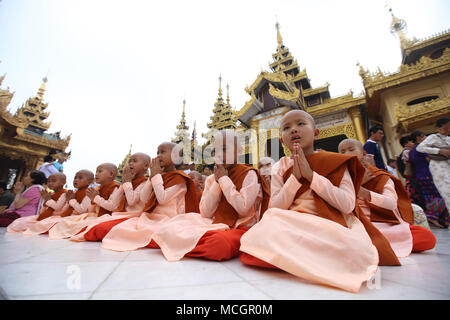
<box><xmin>48</xmin><ymin>181</ymin><xmax>122</xmax><ymax>239</ymax></box>
<box><xmin>93</xmin><ymin>170</ymin><xmax>199</xmax><ymax>252</ymax></box>
<box><xmin>22</xmin><ymin>186</ymin><xmax>91</xmax><ymax>236</ymax></box>
<box><xmin>360</xmin><ymin>165</ymin><xmax>436</xmax><ymax>256</ymax></box>
<box><xmin>7</xmin><ymin>188</ymin><xmax>68</xmax><ymax>234</ymax></box>
<box><xmin>68</xmin><ymin>176</ymin><xmax>148</xmax><ymax>241</ymax></box>
<box><xmin>239</xmin><ymin>151</ymin><xmax>393</xmax><ymax>293</ymax></box>
<box><xmin>151</xmin><ymin>164</ymin><xmax>270</xmax><ymax>262</ymax></box>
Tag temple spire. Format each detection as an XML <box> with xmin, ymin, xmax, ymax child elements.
<box><xmin>275</xmin><ymin>21</ymin><xmax>283</xmax><ymax>48</ymax></box>
<box><xmin>37</xmin><ymin>76</ymin><xmax>48</xmax><ymax>101</ymax></box>
<box><xmin>218</xmin><ymin>75</ymin><xmax>223</xmax><ymax>100</ymax></box>
<box><xmin>172</xmin><ymin>99</ymin><xmax>190</xmax><ymax>144</ymax></box>
<box><xmin>389</xmin><ymin>8</ymin><xmax>409</xmax><ymax>49</ymax></box>
<box><xmin>226</xmin><ymin>83</ymin><xmax>230</xmax><ymax>105</ymax></box>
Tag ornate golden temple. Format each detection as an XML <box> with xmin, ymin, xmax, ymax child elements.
<box><xmin>0</xmin><ymin>76</ymin><xmax>71</xmax><ymax>186</ymax></box>
<box><xmin>174</xmin><ymin>11</ymin><xmax>449</xmax><ymax>168</ymax></box>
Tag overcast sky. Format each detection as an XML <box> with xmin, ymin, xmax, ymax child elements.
<box><xmin>1</xmin><ymin>0</ymin><xmax>449</xmax><ymax>188</ymax></box>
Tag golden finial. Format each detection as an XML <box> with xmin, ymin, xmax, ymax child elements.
<box><xmin>389</xmin><ymin>8</ymin><xmax>409</xmax><ymax>49</ymax></box>
<box><xmin>37</xmin><ymin>76</ymin><xmax>48</xmax><ymax>101</ymax></box>
<box><xmin>226</xmin><ymin>83</ymin><xmax>230</xmax><ymax>105</ymax></box>
<box><xmin>218</xmin><ymin>75</ymin><xmax>223</xmax><ymax>98</ymax></box>
<box><xmin>275</xmin><ymin>21</ymin><xmax>283</xmax><ymax>48</ymax></box>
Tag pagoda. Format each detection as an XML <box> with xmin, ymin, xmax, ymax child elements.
<box><xmin>202</xmin><ymin>75</ymin><xmax>237</xmax><ymax>146</ymax></box>
<box><xmin>0</xmin><ymin>76</ymin><xmax>71</xmax><ymax>185</ymax></box>
<box><xmin>359</xmin><ymin>9</ymin><xmax>450</xmax><ymax>159</ymax></box>
<box><xmin>172</xmin><ymin>99</ymin><xmax>190</xmax><ymax>145</ymax></box>
<box><xmin>116</xmin><ymin>144</ymin><xmax>132</xmax><ymax>182</ymax></box>
<box><xmin>235</xmin><ymin>22</ymin><xmax>366</xmax><ymax>165</ymax></box>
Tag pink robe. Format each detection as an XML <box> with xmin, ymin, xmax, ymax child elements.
<box><xmin>359</xmin><ymin>178</ymin><xmax>413</xmax><ymax>258</ymax></box>
<box><xmin>21</xmin><ymin>195</ymin><xmax>89</xmax><ymax>236</ymax></box>
<box><xmin>69</xmin><ymin>180</ymin><xmax>149</xmax><ymax>242</ymax></box>
<box><xmin>48</xmin><ymin>186</ymin><xmax>122</xmax><ymax>240</ymax></box>
<box><xmin>239</xmin><ymin>156</ymin><xmax>379</xmax><ymax>293</ymax></box>
<box><xmin>100</xmin><ymin>174</ymin><xmax>188</xmax><ymax>251</ymax></box>
<box><xmin>152</xmin><ymin>170</ymin><xmax>262</xmax><ymax>261</ymax></box>
<box><xmin>7</xmin><ymin>193</ymin><xmax>69</xmax><ymax>234</ymax></box>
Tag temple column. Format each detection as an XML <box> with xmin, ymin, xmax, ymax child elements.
<box><xmin>348</xmin><ymin>107</ymin><xmax>366</xmax><ymax>144</ymax></box>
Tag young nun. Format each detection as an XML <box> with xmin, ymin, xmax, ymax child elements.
<box><xmin>7</xmin><ymin>173</ymin><xmax>68</xmax><ymax>233</ymax></box>
<box><xmin>48</xmin><ymin>163</ymin><xmax>122</xmax><ymax>239</ymax></box>
<box><xmin>338</xmin><ymin>138</ymin><xmax>436</xmax><ymax>255</ymax></box>
<box><xmin>239</xmin><ymin>110</ymin><xmax>397</xmax><ymax>293</ymax></box>
<box><xmin>70</xmin><ymin>153</ymin><xmax>151</xmax><ymax>241</ymax></box>
<box><xmin>90</xmin><ymin>142</ymin><xmax>198</xmax><ymax>251</ymax></box>
<box><xmin>150</xmin><ymin>130</ymin><xmax>270</xmax><ymax>262</ymax></box>
<box><xmin>17</xmin><ymin>170</ymin><xmax>93</xmax><ymax>236</ymax></box>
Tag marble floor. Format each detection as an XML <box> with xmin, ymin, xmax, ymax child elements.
<box><xmin>0</xmin><ymin>227</ymin><xmax>448</xmax><ymax>300</ymax></box>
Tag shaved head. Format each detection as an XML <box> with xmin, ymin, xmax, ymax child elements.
<box><xmin>48</xmin><ymin>172</ymin><xmax>66</xmax><ymax>184</ymax></box>
<box><xmin>188</xmin><ymin>170</ymin><xmax>202</xmax><ymax>180</ymax></box>
<box><xmin>212</xmin><ymin>130</ymin><xmax>241</xmax><ymax>166</ymax></box>
<box><xmin>281</xmin><ymin>110</ymin><xmax>316</xmax><ymax>129</ymax></box>
<box><xmin>338</xmin><ymin>138</ymin><xmax>363</xmax><ymax>152</ymax></box>
<box><xmin>98</xmin><ymin>163</ymin><xmax>118</xmax><ymax>176</ymax></box>
<box><xmin>77</xmin><ymin>169</ymin><xmax>94</xmax><ymax>182</ymax></box>
<box><xmin>132</xmin><ymin>152</ymin><xmax>151</xmax><ymax>165</ymax></box>
<box><xmin>338</xmin><ymin>138</ymin><xmax>366</xmax><ymax>163</ymax></box>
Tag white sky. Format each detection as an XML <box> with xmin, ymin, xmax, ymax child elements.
<box><xmin>0</xmin><ymin>0</ymin><xmax>449</xmax><ymax>188</ymax></box>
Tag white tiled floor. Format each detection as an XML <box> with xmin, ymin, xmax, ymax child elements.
<box><xmin>0</xmin><ymin>227</ymin><xmax>449</xmax><ymax>300</ymax></box>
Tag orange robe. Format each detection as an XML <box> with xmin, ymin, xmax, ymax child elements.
<box><xmin>151</xmin><ymin>164</ymin><xmax>269</xmax><ymax>262</ymax></box>
<box><xmin>70</xmin><ymin>176</ymin><xmax>148</xmax><ymax>241</ymax></box>
<box><xmin>98</xmin><ymin>170</ymin><xmax>199</xmax><ymax>251</ymax></box>
<box><xmin>48</xmin><ymin>181</ymin><xmax>122</xmax><ymax>240</ymax></box>
<box><xmin>361</xmin><ymin>165</ymin><xmax>435</xmax><ymax>254</ymax></box>
<box><xmin>6</xmin><ymin>188</ymin><xmax>68</xmax><ymax>234</ymax></box>
<box><xmin>240</xmin><ymin>152</ymin><xmax>388</xmax><ymax>293</ymax></box>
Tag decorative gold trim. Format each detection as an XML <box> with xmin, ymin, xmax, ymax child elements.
<box><xmin>303</xmin><ymin>84</ymin><xmax>329</xmax><ymax>97</ymax></box>
<box><xmin>308</xmin><ymin>94</ymin><xmax>366</xmax><ymax>116</ymax></box>
<box><xmin>361</xmin><ymin>48</ymin><xmax>450</xmax><ymax>97</ymax></box>
<box><xmin>317</xmin><ymin>122</ymin><xmax>357</xmax><ymax>140</ymax></box>
<box><xmin>394</xmin><ymin>96</ymin><xmax>450</xmax><ymax>131</ymax></box>
<box><xmin>404</xmin><ymin>30</ymin><xmax>450</xmax><ymax>55</ymax></box>
<box><xmin>268</xmin><ymin>83</ymin><xmax>300</xmax><ymax>102</ymax></box>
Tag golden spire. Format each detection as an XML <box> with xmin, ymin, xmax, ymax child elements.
<box><xmin>176</xmin><ymin>99</ymin><xmax>189</xmax><ymax>130</ymax></box>
<box><xmin>276</xmin><ymin>21</ymin><xmax>283</xmax><ymax>48</ymax></box>
<box><xmin>389</xmin><ymin>8</ymin><xmax>409</xmax><ymax>49</ymax></box>
<box><xmin>226</xmin><ymin>83</ymin><xmax>230</xmax><ymax>105</ymax></box>
<box><xmin>37</xmin><ymin>76</ymin><xmax>48</xmax><ymax>101</ymax></box>
<box><xmin>172</xmin><ymin>99</ymin><xmax>190</xmax><ymax>144</ymax></box>
<box><xmin>218</xmin><ymin>75</ymin><xmax>223</xmax><ymax>99</ymax></box>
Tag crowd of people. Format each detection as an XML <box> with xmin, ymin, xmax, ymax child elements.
<box><xmin>0</xmin><ymin>111</ymin><xmax>448</xmax><ymax>293</ymax></box>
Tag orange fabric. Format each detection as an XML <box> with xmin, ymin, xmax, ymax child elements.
<box><xmin>258</xmin><ymin>171</ymin><xmax>271</xmax><ymax>219</ymax></box>
<box><xmin>37</xmin><ymin>188</ymin><xmax>67</xmax><ymax>221</ymax></box>
<box><xmin>95</xmin><ymin>181</ymin><xmax>121</xmax><ymax>216</ymax></box>
<box><xmin>116</xmin><ymin>176</ymin><xmax>148</xmax><ymax>212</ymax></box>
<box><xmin>212</xmin><ymin>164</ymin><xmax>269</xmax><ymax>227</ymax></box>
<box><xmin>239</xmin><ymin>252</ymin><xmax>279</xmax><ymax>269</ymax></box>
<box><xmin>283</xmin><ymin>151</ymin><xmax>365</xmax><ymax>228</ymax></box>
<box><xmin>60</xmin><ymin>186</ymin><xmax>88</xmax><ymax>217</ymax></box>
<box><xmin>83</xmin><ymin>218</ymin><xmax>129</xmax><ymax>241</ymax></box>
<box><xmin>147</xmin><ymin>239</ymin><xmax>160</xmax><ymax>249</ymax></box>
<box><xmin>197</xmin><ymin>189</ymin><xmax>203</xmax><ymax>201</ymax></box>
<box><xmin>186</xmin><ymin>227</ymin><xmax>248</xmax><ymax>261</ymax></box>
<box><xmin>410</xmin><ymin>225</ymin><xmax>436</xmax><ymax>252</ymax></box>
<box><xmin>354</xmin><ymin>206</ymin><xmax>401</xmax><ymax>266</ymax></box>
<box><xmin>143</xmin><ymin>170</ymin><xmax>199</xmax><ymax>213</ymax></box>
<box><xmin>365</xmin><ymin>165</ymin><xmax>414</xmax><ymax>225</ymax></box>
<box><xmin>282</xmin><ymin>151</ymin><xmax>400</xmax><ymax>266</ymax></box>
